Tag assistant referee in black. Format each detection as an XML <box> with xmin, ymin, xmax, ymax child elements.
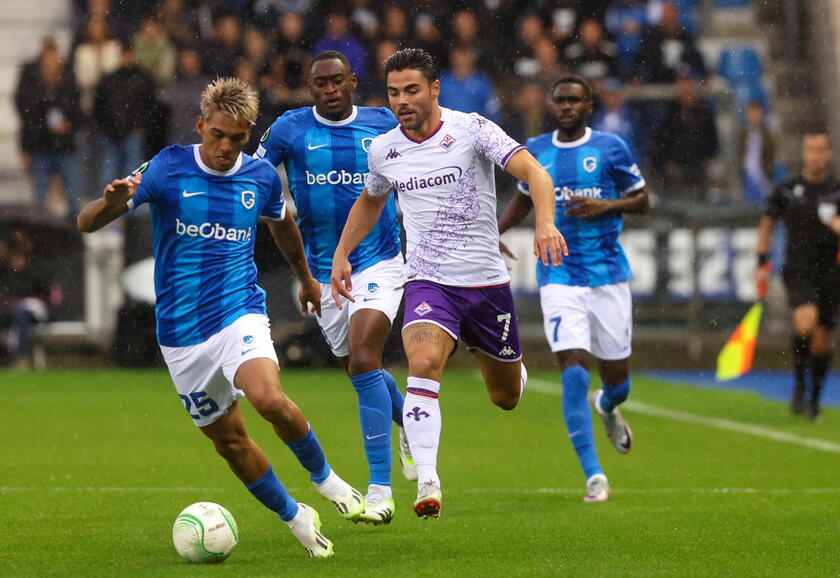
<box><xmin>755</xmin><ymin>130</ymin><xmax>840</xmax><ymax>420</ymax></box>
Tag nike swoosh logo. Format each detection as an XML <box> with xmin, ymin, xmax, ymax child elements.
<box><xmin>365</xmin><ymin>433</ymin><xmax>387</xmax><ymax>440</ymax></box>
<box><xmin>542</xmin><ymin>163</ymin><xmax>553</xmax><ymax>170</ymax></box>
<box><xmin>307</xmin><ymin>143</ymin><xmax>329</xmax><ymax>150</ymax></box>
<box><xmin>240</xmin><ymin>347</ymin><xmax>257</xmax><ymax>356</ymax></box>
<box><xmin>182</xmin><ymin>190</ymin><xmax>206</xmax><ymax>197</ymax></box>
<box><xmin>363</xmin><ymin>297</ymin><xmax>380</xmax><ymax>302</ymax></box>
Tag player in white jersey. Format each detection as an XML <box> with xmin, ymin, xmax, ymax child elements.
<box><xmin>77</xmin><ymin>78</ymin><xmax>363</xmax><ymax>558</ymax></box>
<box><xmin>330</xmin><ymin>49</ymin><xmax>567</xmax><ymax>518</ymax></box>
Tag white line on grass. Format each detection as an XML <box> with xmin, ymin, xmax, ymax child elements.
<box><xmin>3</xmin><ymin>486</ymin><xmax>840</xmax><ymax>495</ymax></box>
<box><xmin>527</xmin><ymin>378</ymin><xmax>840</xmax><ymax>454</ymax></box>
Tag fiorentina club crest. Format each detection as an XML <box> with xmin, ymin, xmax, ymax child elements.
<box><xmin>439</xmin><ymin>134</ymin><xmax>455</xmax><ymax>150</ymax></box>
<box><xmin>414</xmin><ymin>301</ymin><xmax>433</xmax><ymax>316</ymax></box>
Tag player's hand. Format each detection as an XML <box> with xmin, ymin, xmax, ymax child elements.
<box><xmin>499</xmin><ymin>240</ymin><xmax>517</xmax><ymax>261</ymax></box>
<box><xmin>533</xmin><ymin>221</ymin><xmax>568</xmax><ymax>267</ymax></box>
<box><xmin>564</xmin><ymin>195</ymin><xmax>611</xmax><ymax>219</ymax></box>
<box><xmin>754</xmin><ymin>263</ymin><xmax>771</xmax><ymax>299</ymax></box>
<box><xmin>298</xmin><ymin>276</ymin><xmax>321</xmax><ymax>317</ymax></box>
<box><xmin>103</xmin><ymin>173</ymin><xmax>142</xmax><ymax>208</ymax></box>
<box><xmin>330</xmin><ymin>255</ymin><xmax>355</xmax><ymax>309</ymax></box>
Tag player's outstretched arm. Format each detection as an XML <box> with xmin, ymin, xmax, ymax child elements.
<box><xmin>504</xmin><ymin>149</ymin><xmax>567</xmax><ymax>267</ymax></box>
<box><xmin>77</xmin><ymin>175</ymin><xmax>142</xmax><ymax>233</ymax></box>
<box><xmin>331</xmin><ymin>189</ymin><xmax>389</xmax><ymax>308</ymax></box>
<box><xmin>265</xmin><ymin>211</ymin><xmax>321</xmax><ymax>317</ymax></box>
<box><xmin>564</xmin><ymin>189</ymin><xmax>649</xmax><ymax>219</ymax></box>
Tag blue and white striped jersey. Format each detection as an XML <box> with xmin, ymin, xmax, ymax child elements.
<box><xmin>128</xmin><ymin>144</ymin><xmax>286</xmax><ymax>347</ymax></box>
<box><xmin>519</xmin><ymin>128</ymin><xmax>645</xmax><ymax>287</ymax></box>
<box><xmin>255</xmin><ymin>105</ymin><xmax>401</xmax><ymax>283</ymax></box>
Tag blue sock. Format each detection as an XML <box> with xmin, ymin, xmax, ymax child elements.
<box><xmin>599</xmin><ymin>378</ymin><xmax>630</xmax><ymax>413</ymax></box>
<box><xmin>351</xmin><ymin>370</ymin><xmax>392</xmax><ymax>486</ymax></box>
<box><xmin>561</xmin><ymin>365</ymin><xmax>602</xmax><ymax>480</ymax></box>
<box><xmin>245</xmin><ymin>464</ymin><xmax>299</xmax><ymax>521</ymax></box>
<box><xmin>382</xmin><ymin>370</ymin><xmax>405</xmax><ymax>427</ymax></box>
<box><xmin>284</xmin><ymin>427</ymin><xmax>331</xmax><ymax>484</ymax></box>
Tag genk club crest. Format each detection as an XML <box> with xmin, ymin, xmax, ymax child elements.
<box><xmin>582</xmin><ymin>156</ymin><xmax>598</xmax><ymax>173</ymax></box>
<box><xmin>241</xmin><ymin>190</ymin><xmax>256</xmax><ymax>210</ymax></box>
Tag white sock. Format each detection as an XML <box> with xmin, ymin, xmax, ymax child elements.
<box><xmin>368</xmin><ymin>483</ymin><xmax>392</xmax><ymax>499</ymax></box>
<box><xmin>404</xmin><ymin>376</ymin><xmax>442</xmax><ymax>487</ymax></box>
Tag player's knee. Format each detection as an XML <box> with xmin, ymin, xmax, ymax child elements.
<box><xmin>490</xmin><ymin>390</ymin><xmax>519</xmax><ymax>411</ymax></box>
<box><xmin>407</xmin><ymin>355</ymin><xmax>444</xmax><ymax>379</ymax></box>
<box><xmin>347</xmin><ymin>349</ymin><xmax>380</xmax><ymax>376</ymax></box>
<box><xmin>213</xmin><ymin>433</ymin><xmax>250</xmax><ymax>463</ymax></box>
<box><xmin>253</xmin><ymin>392</ymin><xmax>299</xmax><ymax>426</ymax></box>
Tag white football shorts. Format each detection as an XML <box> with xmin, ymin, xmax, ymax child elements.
<box><xmin>318</xmin><ymin>253</ymin><xmax>404</xmax><ymax>357</ymax></box>
<box><xmin>160</xmin><ymin>313</ymin><xmax>278</xmax><ymax>427</ymax></box>
<box><xmin>539</xmin><ymin>282</ymin><xmax>632</xmax><ymax>360</ymax></box>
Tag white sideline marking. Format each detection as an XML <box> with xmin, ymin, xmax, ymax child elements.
<box><xmin>528</xmin><ymin>378</ymin><xmax>840</xmax><ymax>454</ymax></box>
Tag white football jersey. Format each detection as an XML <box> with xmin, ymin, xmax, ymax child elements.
<box><xmin>364</xmin><ymin>107</ymin><xmax>524</xmax><ymax>287</ymax></box>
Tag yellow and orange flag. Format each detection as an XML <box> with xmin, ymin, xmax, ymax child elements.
<box><xmin>715</xmin><ymin>266</ymin><xmax>770</xmax><ymax>381</ymax></box>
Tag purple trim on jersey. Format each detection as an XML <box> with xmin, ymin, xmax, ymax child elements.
<box><xmin>402</xmin><ymin>280</ymin><xmax>522</xmax><ymax>362</ymax></box>
<box><xmin>501</xmin><ymin>144</ymin><xmax>526</xmax><ymax>167</ymax></box>
<box><xmin>406</xmin><ymin>387</ymin><xmax>439</xmax><ymax>399</ymax></box>
<box><xmin>400</xmin><ymin>120</ymin><xmax>444</xmax><ymax>143</ymax></box>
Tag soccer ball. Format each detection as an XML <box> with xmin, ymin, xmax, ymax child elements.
<box><xmin>172</xmin><ymin>502</ymin><xmax>239</xmax><ymax>563</ymax></box>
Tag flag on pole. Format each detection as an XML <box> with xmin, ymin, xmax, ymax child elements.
<box><xmin>715</xmin><ymin>264</ymin><xmax>770</xmax><ymax>381</ymax></box>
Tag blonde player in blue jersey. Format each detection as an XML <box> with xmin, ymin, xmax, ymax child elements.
<box><xmin>499</xmin><ymin>75</ymin><xmax>649</xmax><ymax>502</ymax></box>
<box><xmin>254</xmin><ymin>51</ymin><xmax>412</xmax><ymax>525</ymax></box>
<box><xmin>77</xmin><ymin>77</ymin><xmax>364</xmax><ymax>558</ymax></box>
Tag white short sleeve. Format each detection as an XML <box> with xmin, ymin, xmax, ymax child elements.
<box><xmin>466</xmin><ymin>113</ymin><xmax>525</xmax><ymax>169</ymax></box>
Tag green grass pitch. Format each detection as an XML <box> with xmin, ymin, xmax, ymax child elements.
<box><xmin>2</xmin><ymin>369</ymin><xmax>839</xmax><ymax>576</ymax></box>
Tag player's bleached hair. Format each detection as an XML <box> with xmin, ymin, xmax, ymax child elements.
<box><xmin>200</xmin><ymin>77</ymin><xmax>259</xmax><ymax>126</ymax></box>
<box><xmin>385</xmin><ymin>48</ymin><xmax>438</xmax><ymax>81</ymax></box>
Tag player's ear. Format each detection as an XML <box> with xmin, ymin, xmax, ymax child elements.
<box><xmin>431</xmin><ymin>78</ymin><xmax>440</xmax><ymax>100</ymax></box>
<box><xmin>195</xmin><ymin>115</ymin><xmax>204</xmax><ymax>137</ymax></box>
<box><xmin>350</xmin><ymin>73</ymin><xmax>358</xmax><ymax>90</ymax></box>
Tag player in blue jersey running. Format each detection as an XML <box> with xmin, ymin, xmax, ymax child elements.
<box><xmin>77</xmin><ymin>77</ymin><xmax>364</xmax><ymax>557</ymax></box>
<box><xmin>498</xmin><ymin>75</ymin><xmax>649</xmax><ymax>502</ymax></box>
<box><xmin>254</xmin><ymin>50</ymin><xmax>411</xmax><ymax>525</ymax></box>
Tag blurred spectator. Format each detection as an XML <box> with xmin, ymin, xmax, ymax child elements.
<box><xmin>165</xmin><ymin>48</ymin><xmax>210</xmax><ymax>144</ymax></box>
<box><xmin>591</xmin><ymin>78</ymin><xmax>640</xmax><ymax>155</ymax></box>
<box><xmin>438</xmin><ymin>44</ymin><xmax>501</xmax><ymax>122</ymax></box>
<box><xmin>450</xmin><ymin>9</ymin><xmax>494</xmax><ymax>73</ymax></box>
<box><xmin>133</xmin><ymin>15</ymin><xmax>177</xmax><ymax>86</ymax></box>
<box><xmin>654</xmin><ymin>75</ymin><xmax>719</xmax><ymax>201</ymax></box>
<box><xmin>94</xmin><ymin>44</ymin><xmax>156</xmax><ymax>186</ymax></box>
<box><xmin>380</xmin><ymin>4</ymin><xmax>410</xmax><ymax>46</ymax></box>
<box><xmin>412</xmin><ymin>7</ymin><xmax>446</xmax><ymax>69</ymax></box>
<box><xmin>532</xmin><ymin>38</ymin><xmax>567</xmax><ymax>88</ymax></box>
<box><xmin>512</xmin><ymin>13</ymin><xmax>547</xmax><ymax>77</ymax></box>
<box><xmin>313</xmin><ymin>9</ymin><xmax>368</xmax><ymax>81</ymax></box>
<box><xmin>501</xmin><ymin>80</ymin><xmax>552</xmax><ymax>144</ymax></box>
<box><xmin>73</xmin><ymin>17</ymin><xmax>122</xmax><ymax>198</ymax></box>
<box><xmin>201</xmin><ymin>13</ymin><xmax>242</xmax><ymax>78</ymax></box>
<box><xmin>273</xmin><ymin>11</ymin><xmax>309</xmax><ymax>88</ymax></box>
<box><xmin>562</xmin><ymin>18</ymin><xmax>618</xmax><ymax>85</ymax></box>
<box><xmin>605</xmin><ymin>0</ymin><xmax>648</xmax><ymax>79</ymax></box>
<box><xmin>550</xmin><ymin>4</ymin><xmax>579</xmax><ymax>51</ymax></box>
<box><xmin>360</xmin><ymin>38</ymin><xmax>398</xmax><ymax>106</ymax></box>
<box><xmin>14</xmin><ymin>46</ymin><xmax>81</xmax><ymax>215</ymax></box>
<box><xmin>0</xmin><ymin>229</ymin><xmax>52</xmax><ymax>369</ymax></box>
<box><xmin>158</xmin><ymin>0</ymin><xmax>202</xmax><ymax>48</ymax></box>
<box><xmin>242</xmin><ymin>27</ymin><xmax>270</xmax><ymax>73</ymax></box>
<box><xmin>350</xmin><ymin>0</ymin><xmax>379</xmax><ymax>41</ymax></box>
<box><xmin>633</xmin><ymin>2</ymin><xmax>706</xmax><ymax>83</ymax></box>
<box><xmin>738</xmin><ymin>100</ymin><xmax>776</xmax><ymax>205</ymax></box>
<box><xmin>259</xmin><ymin>54</ymin><xmax>305</xmax><ymax>122</ymax></box>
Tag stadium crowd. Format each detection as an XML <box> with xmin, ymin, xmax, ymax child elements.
<box><xmin>12</xmin><ymin>0</ymin><xmax>774</xmax><ymax>215</ymax></box>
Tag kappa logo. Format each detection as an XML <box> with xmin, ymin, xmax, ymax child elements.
<box><xmin>498</xmin><ymin>346</ymin><xmax>516</xmax><ymax>357</ymax></box>
<box><xmin>439</xmin><ymin>134</ymin><xmax>456</xmax><ymax>150</ymax></box>
<box><xmin>583</xmin><ymin>156</ymin><xmax>598</xmax><ymax>173</ymax></box>
<box><xmin>414</xmin><ymin>301</ymin><xmax>432</xmax><ymax>316</ymax></box>
<box><xmin>385</xmin><ymin>148</ymin><xmax>401</xmax><ymax>159</ymax></box>
<box><xmin>241</xmin><ymin>190</ymin><xmax>256</xmax><ymax>210</ymax></box>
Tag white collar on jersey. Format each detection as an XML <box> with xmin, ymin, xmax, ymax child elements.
<box><xmin>552</xmin><ymin>127</ymin><xmax>592</xmax><ymax>148</ymax></box>
<box><xmin>313</xmin><ymin>105</ymin><xmax>358</xmax><ymax>126</ymax></box>
<box><xmin>193</xmin><ymin>144</ymin><xmax>243</xmax><ymax>176</ymax></box>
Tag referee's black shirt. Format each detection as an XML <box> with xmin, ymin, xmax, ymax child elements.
<box><xmin>764</xmin><ymin>176</ymin><xmax>840</xmax><ymax>272</ymax></box>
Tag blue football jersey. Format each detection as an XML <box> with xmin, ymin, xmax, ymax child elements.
<box><xmin>255</xmin><ymin>105</ymin><xmax>401</xmax><ymax>283</ymax></box>
<box><xmin>128</xmin><ymin>145</ymin><xmax>286</xmax><ymax>347</ymax></box>
<box><xmin>519</xmin><ymin>128</ymin><xmax>645</xmax><ymax>287</ymax></box>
